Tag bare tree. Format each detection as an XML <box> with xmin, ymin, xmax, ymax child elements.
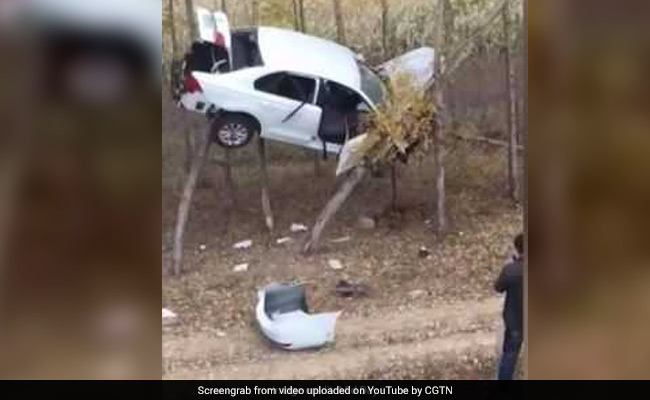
<box><xmin>292</xmin><ymin>0</ymin><xmax>321</xmax><ymax>176</ymax></box>
<box><xmin>303</xmin><ymin>167</ymin><xmax>368</xmax><ymax>254</ymax></box>
<box><xmin>184</xmin><ymin>0</ymin><xmax>198</xmax><ymax>42</ymax></box>
<box><xmin>258</xmin><ymin>137</ymin><xmax>275</xmax><ymax>232</ymax></box>
<box><xmin>522</xmin><ymin>0</ymin><xmax>528</xmax><ymax>381</ymax></box>
<box><xmin>168</xmin><ymin>0</ymin><xmax>180</xmax><ymax>59</ymax></box>
<box><xmin>380</xmin><ymin>0</ymin><xmax>390</xmax><ymax>57</ymax></box>
<box><xmin>172</xmin><ymin>131</ymin><xmax>213</xmax><ymax>276</ymax></box>
<box><xmin>293</xmin><ymin>0</ymin><xmax>305</xmax><ymax>32</ymax></box>
<box><xmin>503</xmin><ymin>0</ymin><xmax>520</xmax><ymax>203</ymax></box>
<box><xmin>333</xmin><ymin>0</ymin><xmax>347</xmax><ymax>45</ymax></box>
<box><xmin>251</xmin><ymin>0</ymin><xmax>260</xmax><ymax>26</ymax></box>
<box><xmin>432</xmin><ymin>0</ymin><xmax>450</xmax><ymax>234</ymax></box>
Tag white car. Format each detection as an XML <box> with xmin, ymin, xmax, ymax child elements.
<box><xmin>174</xmin><ymin>8</ymin><xmax>436</xmax><ymax>156</ymax></box>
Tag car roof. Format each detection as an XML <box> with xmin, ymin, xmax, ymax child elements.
<box><xmin>256</xmin><ymin>27</ymin><xmax>361</xmax><ymax>91</ymax></box>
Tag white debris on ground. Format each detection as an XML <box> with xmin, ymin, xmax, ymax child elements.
<box><xmin>233</xmin><ymin>263</ymin><xmax>249</xmax><ymax>273</ymax></box>
<box><xmin>199</xmin><ymin>244</ymin><xmax>207</xmax><ymax>252</ymax></box>
<box><xmin>290</xmin><ymin>223</ymin><xmax>308</xmax><ymax>233</ymax></box>
<box><xmin>276</xmin><ymin>237</ymin><xmax>292</xmax><ymax>245</ymax></box>
<box><xmin>216</xmin><ymin>330</ymin><xmax>227</xmax><ymax>338</ymax></box>
<box><xmin>162</xmin><ymin>308</ymin><xmax>178</xmax><ymax>326</ymax></box>
<box><xmin>357</xmin><ymin>216</ymin><xmax>376</xmax><ymax>230</ymax></box>
<box><xmin>233</xmin><ymin>240</ymin><xmax>253</xmax><ymax>250</ymax></box>
<box><xmin>328</xmin><ymin>259</ymin><xmax>344</xmax><ymax>271</ymax></box>
<box><xmin>331</xmin><ymin>236</ymin><xmax>351</xmax><ymax>244</ymax></box>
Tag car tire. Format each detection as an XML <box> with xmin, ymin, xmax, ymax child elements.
<box><xmin>211</xmin><ymin>114</ymin><xmax>258</xmax><ymax>148</ymax></box>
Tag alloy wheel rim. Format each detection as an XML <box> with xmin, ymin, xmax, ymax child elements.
<box><xmin>218</xmin><ymin>123</ymin><xmax>249</xmax><ymax>146</ymax></box>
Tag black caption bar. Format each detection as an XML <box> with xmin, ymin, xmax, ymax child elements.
<box><xmin>162</xmin><ymin>381</ymin><xmax>523</xmax><ymax>400</ymax></box>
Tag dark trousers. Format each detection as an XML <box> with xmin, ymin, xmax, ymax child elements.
<box><xmin>497</xmin><ymin>326</ymin><xmax>523</xmax><ymax>380</ymax></box>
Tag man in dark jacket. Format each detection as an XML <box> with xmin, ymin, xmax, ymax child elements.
<box><xmin>495</xmin><ymin>233</ymin><xmax>524</xmax><ymax>380</ymax></box>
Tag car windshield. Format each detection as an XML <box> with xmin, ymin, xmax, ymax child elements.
<box><xmin>357</xmin><ymin>61</ymin><xmax>384</xmax><ymax>106</ymax></box>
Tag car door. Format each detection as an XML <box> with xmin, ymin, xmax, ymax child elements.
<box><xmin>195</xmin><ymin>7</ymin><xmax>232</xmax><ymax>62</ymax></box>
<box><xmin>252</xmin><ymin>72</ymin><xmax>324</xmax><ymax>151</ymax></box>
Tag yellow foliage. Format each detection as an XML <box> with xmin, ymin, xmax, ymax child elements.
<box><xmin>353</xmin><ymin>73</ymin><xmax>438</xmax><ymax>166</ymax></box>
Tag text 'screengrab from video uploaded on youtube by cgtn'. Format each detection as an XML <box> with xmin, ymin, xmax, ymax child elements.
<box><xmin>162</xmin><ymin>381</ymin><xmax>523</xmax><ymax>400</ymax></box>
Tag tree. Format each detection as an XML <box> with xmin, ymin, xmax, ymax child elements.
<box><xmin>251</xmin><ymin>0</ymin><xmax>260</xmax><ymax>26</ymax></box>
<box><xmin>184</xmin><ymin>0</ymin><xmax>198</xmax><ymax>43</ymax></box>
<box><xmin>333</xmin><ymin>0</ymin><xmax>347</xmax><ymax>45</ymax></box>
<box><xmin>503</xmin><ymin>0</ymin><xmax>520</xmax><ymax>203</ymax></box>
<box><xmin>293</xmin><ymin>0</ymin><xmax>306</xmax><ymax>32</ymax></box>
<box><xmin>432</xmin><ymin>0</ymin><xmax>451</xmax><ymax>234</ymax></box>
<box><xmin>380</xmin><ymin>0</ymin><xmax>390</xmax><ymax>57</ymax></box>
<box><xmin>167</xmin><ymin>0</ymin><xmax>180</xmax><ymax>59</ymax></box>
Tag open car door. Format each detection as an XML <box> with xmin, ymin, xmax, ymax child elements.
<box><xmin>195</xmin><ymin>7</ymin><xmax>232</xmax><ymax>64</ymax></box>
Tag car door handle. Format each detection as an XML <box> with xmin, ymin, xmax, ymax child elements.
<box><xmin>282</xmin><ymin>101</ymin><xmax>308</xmax><ymax>123</ymax></box>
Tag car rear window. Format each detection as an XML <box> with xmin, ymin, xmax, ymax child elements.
<box><xmin>231</xmin><ymin>29</ymin><xmax>263</xmax><ymax>70</ymax></box>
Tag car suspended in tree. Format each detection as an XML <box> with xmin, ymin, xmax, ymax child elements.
<box><xmin>172</xmin><ymin>7</ymin><xmax>436</xmax><ymax>171</ymax></box>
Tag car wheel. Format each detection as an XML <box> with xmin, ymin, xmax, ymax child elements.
<box><xmin>212</xmin><ymin>115</ymin><xmax>257</xmax><ymax>148</ymax></box>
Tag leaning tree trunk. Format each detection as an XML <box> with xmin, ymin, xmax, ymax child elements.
<box><xmin>503</xmin><ymin>1</ymin><xmax>520</xmax><ymax>204</ymax></box>
<box><xmin>172</xmin><ymin>131</ymin><xmax>212</xmax><ymax>276</ymax></box>
<box><xmin>303</xmin><ymin>166</ymin><xmax>368</xmax><ymax>254</ymax></box>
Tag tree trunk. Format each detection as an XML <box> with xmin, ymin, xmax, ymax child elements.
<box><xmin>292</xmin><ymin>0</ymin><xmax>321</xmax><ymax>176</ymax></box>
<box><xmin>183</xmin><ymin>126</ymin><xmax>193</xmax><ymax>175</ymax></box>
<box><xmin>220</xmin><ymin>0</ymin><xmax>227</xmax><ymax>13</ymax></box>
<box><xmin>381</xmin><ymin>0</ymin><xmax>389</xmax><ymax>58</ymax></box>
<box><xmin>522</xmin><ymin>0</ymin><xmax>528</xmax><ymax>381</ymax></box>
<box><xmin>391</xmin><ymin>164</ymin><xmax>398</xmax><ymax>211</ymax></box>
<box><xmin>433</xmin><ymin>101</ymin><xmax>447</xmax><ymax>234</ymax></box>
<box><xmin>293</xmin><ymin>0</ymin><xmax>305</xmax><ymax>31</ymax></box>
<box><xmin>432</xmin><ymin>0</ymin><xmax>449</xmax><ymax>235</ymax></box>
<box><xmin>184</xmin><ymin>0</ymin><xmax>199</xmax><ymax>43</ymax></box>
<box><xmin>251</xmin><ymin>0</ymin><xmax>260</xmax><ymax>26</ymax></box>
<box><xmin>223</xmin><ymin>148</ymin><xmax>237</xmax><ymax>208</ymax></box>
<box><xmin>258</xmin><ymin>137</ymin><xmax>274</xmax><ymax>232</ymax></box>
<box><xmin>503</xmin><ymin>1</ymin><xmax>520</xmax><ymax>204</ymax></box>
<box><xmin>303</xmin><ymin>166</ymin><xmax>368</xmax><ymax>254</ymax></box>
<box><xmin>168</xmin><ymin>0</ymin><xmax>180</xmax><ymax>59</ymax></box>
<box><xmin>333</xmin><ymin>0</ymin><xmax>347</xmax><ymax>45</ymax></box>
<box><xmin>298</xmin><ymin>0</ymin><xmax>306</xmax><ymax>32</ymax></box>
<box><xmin>172</xmin><ymin>131</ymin><xmax>212</xmax><ymax>276</ymax></box>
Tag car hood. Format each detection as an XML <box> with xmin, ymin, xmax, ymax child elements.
<box><xmin>377</xmin><ymin>47</ymin><xmax>436</xmax><ymax>90</ymax></box>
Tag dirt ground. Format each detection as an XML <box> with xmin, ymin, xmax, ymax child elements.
<box><xmin>162</xmin><ymin>148</ymin><xmax>523</xmax><ymax>379</ymax></box>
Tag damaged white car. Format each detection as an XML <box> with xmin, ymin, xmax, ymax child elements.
<box><xmin>255</xmin><ymin>283</ymin><xmax>341</xmax><ymax>351</ymax></box>
<box><xmin>173</xmin><ymin>8</ymin><xmax>436</xmax><ymax>162</ymax></box>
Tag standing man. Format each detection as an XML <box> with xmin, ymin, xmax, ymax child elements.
<box><xmin>495</xmin><ymin>233</ymin><xmax>524</xmax><ymax>380</ymax></box>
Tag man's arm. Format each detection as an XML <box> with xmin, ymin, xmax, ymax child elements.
<box><xmin>494</xmin><ymin>263</ymin><xmax>518</xmax><ymax>293</ymax></box>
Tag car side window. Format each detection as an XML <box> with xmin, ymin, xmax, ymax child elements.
<box><xmin>317</xmin><ymin>80</ymin><xmax>363</xmax><ymax>111</ymax></box>
<box><xmin>255</xmin><ymin>72</ymin><xmax>316</xmax><ymax>103</ymax></box>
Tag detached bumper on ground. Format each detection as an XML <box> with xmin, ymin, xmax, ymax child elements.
<box><xmin>255</xmin><ymin>283</ymin><xmax>341</xmax><ymax>351</ymax></box>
